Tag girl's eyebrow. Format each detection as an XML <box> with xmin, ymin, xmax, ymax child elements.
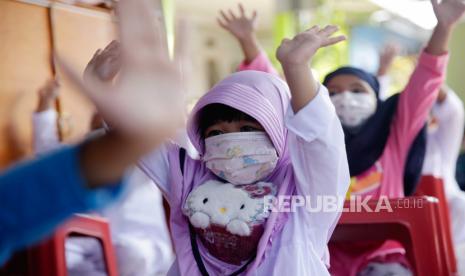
<box><xmin>349</xmin><ymin>81</ymin><xmax>364</xmax><ymax>87</ymax></box>
<box><xmin>349</xmin><ymin>82</ymin><xmax>366</xmax><ymax>89</ymax></box>
<box><xmin>327</xmin><ymin>85</ymin><xmax>341</xmax><ymax>91</ymax></box>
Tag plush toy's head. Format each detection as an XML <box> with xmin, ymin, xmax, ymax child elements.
<box><xmin>184</xmin><ymin>180</ymin><xmax>271</xmax><ymax>236</ymax></box>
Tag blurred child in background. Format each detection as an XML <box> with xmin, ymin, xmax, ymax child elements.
<box><xmin>33</xmin><ymin>74</ymin><xmax>174</xmax><ymax>275</ymax></box>
<box><xmin>0</xmin><ymin>0</ymin><xmax>183</xmax><ymax>266</ymax></box>
<box><xmin>322</xmin><ymin>0</ymin><xmax>464</xmax><ymax>274</ymax></box>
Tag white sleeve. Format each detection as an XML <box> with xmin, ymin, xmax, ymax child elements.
<box><xmin>32</xmin><ymin>109</ymin><xmax>62</xmax><ymax>155</ymax></box>
<box><xmin>433</xmin><ymin>89</ymin><xmax>465</xmax><ymax>189</ymax></box>
<box><xmin>137</xmin><ymin>128</ymin><xmax>195</xmax><ymax>199</ymax></box>
<box><xmin>138</xmin><ymin>144</ymin><xmax>172</xmax><ymax>198</ymax></box>
<box><xmin>377</xmin><ymin>75</ymin><xmax>391</xmax><ymax>101</ymax></box>
<box><xmin>285</xmin><ymin>84</ymin><xmax>350</xmax><ymax>254</ymax></box>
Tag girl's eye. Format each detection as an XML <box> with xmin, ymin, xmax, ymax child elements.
<box><xmin>329</xmin><ymin>91</ymin><xmax>338</xmax><ymax>96</ymax></box>
<box><xmin>352</xmin><ymin>88</ymin><xmax>366</xmax><ymax>93</ymax></box>
<box><xmin>206</xmin><ymin>130</ymin><xmax>224</xmax><ymax>138</ymax></box>
<box><xmin>240</xmin><ymin>126</ymin><xmax>258</xmax><ymax>132</ymax></box>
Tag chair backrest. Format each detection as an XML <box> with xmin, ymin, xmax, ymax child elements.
<box><xmin>29</xmin><ymin>214</ymin><xmax>119</xmax><ymax>276</ymax></box>
<box><xmin>331</xmin><ymin>196</ymin><xmax>447</xmax><ymax>276</ymax></box>
<box><xmin>414</xmin><ymin>175</ymin><xmax>457</xmax><ymax>273</ymax></box>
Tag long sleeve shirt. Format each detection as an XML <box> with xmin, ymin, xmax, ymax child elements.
<box><xmin>31</xmin><ymin>109</ymin><xmax>175</xmax><ymax>275</ymax></box>
<box><xmin>0</xmin><ymin>146</ymin><xmax>123</xmax><ymax>265</ymax></box>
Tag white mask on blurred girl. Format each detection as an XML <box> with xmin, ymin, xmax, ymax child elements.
<box><xmin>330</xmin><ymin>91</ymin><xmax>377</xmax><ymax>127</ymax></box>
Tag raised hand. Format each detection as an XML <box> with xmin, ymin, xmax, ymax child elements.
<box><xmin>37</xmin><ymin>79</ymin><xmax>60</xmax><ymax>112</ymax></box>
<box><xmin>432</xmin><ymin>0</ymin><xmax>465</xmax><ymax>28</ymax></box>
<box><xmin>276</xmin><ymin>25</ymin><xmax>346</xmax><ymax>67</ymax></box>
<box><xmin>277</xmin><ymin>25</ymin><xmax>346</xmax><ymax>113</ymax></box>
<box><xmin>378</xmin><ymin>43</ymin><xmax>400</xmax><ymax>76</ymax></box>
<box><xmin>217</xmin><ymin>3</ymin><xmax>257</xmax><ymax>41</ymax></box>
<box><xmin>427</xmin><ymin>0</ymin><xmax>465</xmax><ymax>55</ymax></box>
<box><xmin>83</xmin><ymin>40</ymin><xmax>121</xmax><ymax>83</ymax></box>
<box><xmin>58</xmin><ymin>0</ymin><xmax>184</xmax><ymax>146</ymax></box>
<box><xmin>217</xmin><ymin>3</ymin><xmax>261</xmax><ymax>63</ymax></box>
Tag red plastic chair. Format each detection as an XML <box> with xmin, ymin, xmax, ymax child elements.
<box><xmin>330</xmin><ymin>196</ymin><xmax>448</xmax><ymax>275</ymax></box>
<box><xmin>414</xmin><ymin>175</ymin><xmax>457</xmax><ymax>274</ymax></box>
<box><xmin>28</xmin><ymin>214</ymin><xmax>119</xmax><ymax>276</ymax></box>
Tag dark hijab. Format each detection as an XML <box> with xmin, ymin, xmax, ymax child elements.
<box><xmin>324</xmin><ymin>67</ymin><xmax>427</xmax><ymax>195</ymax></box>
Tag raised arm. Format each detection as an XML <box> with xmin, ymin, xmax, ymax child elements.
<box><xmin>33</xmin><ymin>80</ymin><xmax>62</xmax><ymax>155</ymax></box>
<box><xmin>276</xmin><ymin>25</ymin><xmax>345</xmax><ymax>112</ymax></box>
<box><xmin>218</xmin><ymin>3</ymin><xmax>260</xmax><ymax>64</ymax></box>
<box><xmin>377</xmin><ymin>44</ymin><xmax>400</xmax><ymax>100</ymax></box>
<box><xmin>276</xmin><ymin>26</ymin><xmax>349</xmax><ymax>257</ymax></box>
<box><xmin>389</xmin><ymin>0</ymin><xmax>464</xmax><ymax>160</ymax></box>
<box><xmin>57</xmin><ymin>0</ymin><xmax>185</xmax><ymax>189</ymax></box>
<box><xmin>1</xmin><ymin>0</ymin><xmax>185</xmax><ymax>264</ymax></box>
<box><xmin>218</xmin><ymin>4</ymin><xmax>278</xmax><ymax>75</ymax></box>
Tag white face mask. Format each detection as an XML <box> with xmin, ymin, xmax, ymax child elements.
<box><xmin>330</xmin><ymin>91</ymin><xmax>377</xmax><ymax>127</ymax></box>
<box><xmin>203</xmin><ymin>132</ymin><xmax>278</xmax><ymax>185</ymax></box>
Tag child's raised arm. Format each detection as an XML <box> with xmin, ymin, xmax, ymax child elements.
<box><xmin>387</xmin><ymin>0</ymin><xmax>465</xmax><ymax>168</ymax></box>
<box><xmin>427</xmin><ymin>0</ymin><xmax>465</xmax><ymax>55</ymax></box>
<box><xmin>33</xmin><ymin>80</ymin><xmax>61</xmax><ymax>155</ymax></box>
<box><xmin>276</xmin><ymin>25</ymin><xmax>345</xmax><ymax>113</ymax></box>
<box><xmin>57</xmin><ymin>0</ymin><xmax>185</xmax><ymax>188</ymax></box>
<box><xmin>218</xmin><ymin>4</ymin><xmax>260</xmax><ymax>64</ymax></box>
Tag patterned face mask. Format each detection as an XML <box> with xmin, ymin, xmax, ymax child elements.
<box><xmin>203</xmin><ymin>132</ymin><xmax>278</xmax><ymax>185</ymax></box>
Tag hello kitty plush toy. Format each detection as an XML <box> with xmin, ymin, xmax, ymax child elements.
<box><xmin>183</xmin><ymin>180</ymin><xmax>274</xmax><ymax>236</ymax></box>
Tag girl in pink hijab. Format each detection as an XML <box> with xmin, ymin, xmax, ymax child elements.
<box><xmin>139</xmin><ymin>25</ymin><xmax>349</xmax><ymax>275</ymax></box>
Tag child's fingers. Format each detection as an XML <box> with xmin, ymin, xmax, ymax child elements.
<box><xmin>322</xmin><ymin>35</ymin><xmax>346</xmax><ymax>47</ymax></box>
<box><xmin>217</xmin><ymin>18</ymin><xmax>228</xmax><ymax>29</ymax></box>
<box><xmin>104</xmin><ymin>40</ymin><xmax>119</xmax><ymax>51</ymax></box>
<box><xmin>228</xmin><ymin>9</ymin><xmax>237</xmax><ymax>20</ymax></box>
<box><xmin>319</xmin><ymin>25</ymin><xmax>339</xmax><ymax>37</ymax></box>
<box><xmin>55</xmin><ymin>53</ymin><xmax>108</xmax><ymax>107</ymax></box>
<box><xmin>238</xmin><ymin>3</ymin><xmax>245</xmax><ymax>16</ymax></box>
<box><xmin>116</xmin><ymin>0</ymin><xmax>163</xmax><ymax>61</ymax></box>
<box><xmin>251</xmin><ymin>10</ymin><xmax>258</xmax><ymax>21</ymax></box>
<box><xmin>220</xmin><ymin>10</ymin><xmax>231</xmax><ymax>23</ymax></box>
<box><xmin>304</xmin><ymin>25</ymin><xmax>320</xmax><ymax>34</ymax></box>
<box><xmin>92</xmin><ymin>49</ymin><xmax>102</xmax><ymax>59</ymax></box>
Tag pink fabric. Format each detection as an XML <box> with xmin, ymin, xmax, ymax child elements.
<box><xmin>237</xmin><ymin>52</ymin><xmax>279</xmax><ymax>76</ymax></box>
<box><xmin>330</xmin><ymin>50</ymin><xmax>449</xmax><ymax>276</ymax></box>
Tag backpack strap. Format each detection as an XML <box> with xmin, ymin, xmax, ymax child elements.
<box><xmin>179</xmin><ymin>147</ymin><xmax>186</xmax><ymax>176</ymax></box>
<box><xmin>182</xmin><ymin>147</ymin><xmax>254</xmax><ymax>275</ymax></box>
